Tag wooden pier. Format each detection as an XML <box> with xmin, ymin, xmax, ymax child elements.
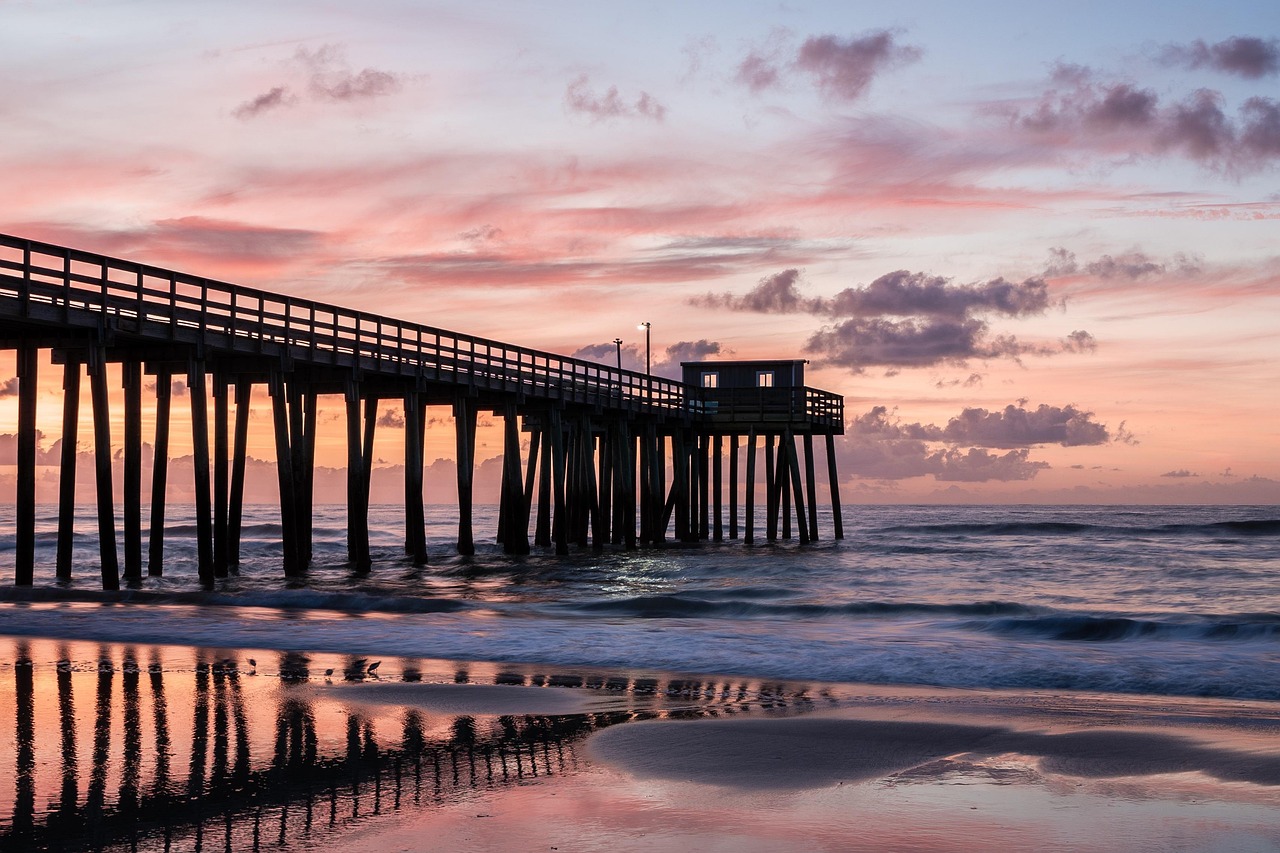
<box><xmin>0</xmin><ymin>233</ymin><xmax>844</xmax><ymax>588</ymax></box>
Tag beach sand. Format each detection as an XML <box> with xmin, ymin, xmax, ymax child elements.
<box><xmin>2</xmin><ymin>636</ymin><xmax>1279</xmax><ymax>852</ymax></box>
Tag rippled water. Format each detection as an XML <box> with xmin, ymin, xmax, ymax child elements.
<box><xmin>2</xmin><ymin>503</ymin><xmax>1278</xmax><ymax>699</ymax></box>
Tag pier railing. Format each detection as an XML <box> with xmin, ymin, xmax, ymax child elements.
<box><xmin>0</xmin><ymin>233</ymin><xmax>841</xmax><ymax>428</ymax></box>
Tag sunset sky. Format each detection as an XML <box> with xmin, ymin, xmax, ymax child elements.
<box><xmin>1</xmin><ymin>0</ymin><xmax>1277</xmax><ymax>503</ymax></box>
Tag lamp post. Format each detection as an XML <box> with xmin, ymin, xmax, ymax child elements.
<box><xmin>637</xmin><ymin>322</ymin><xmax>651</xmax><ymax>401</ymax></box>
<box><xmin>613</xmin><ymin>338</ymin><xmax>623</xmax><ymax>370</ymax></box>
<box><xmin>637</xmin><ymin>322</ymin><xmax>651</xmax><ymax>376</ymax></box>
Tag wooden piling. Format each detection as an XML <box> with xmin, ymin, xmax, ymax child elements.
<box><xmin>803</xmin><ymin>433</ymin><xmax>819</xmax><ymax>541</ymax></box>
<box><xmin>362</xmin><ymin>396</ymin><xmax>377</xmax><ymax>508</ymax></box>
<box><xmin>15</xmin><ymin>344</ymin><xmax>38</xmax><ymax>586</ymax></box>
<box><xmin>88</xmin><ymin>348</ymin><xmax>119</xmax><ymax>590</ymax></box>
<box><xmin>453</xmin><ymin>396</ymin><xmax>477</xmax><ymax>556</ymax></box>
<box><xmin>56</xmin><ymin>358</ymin><xmax>81</xmax><ymax>581</ymax></box>
<box><xmin>765</xmin><ymin>435</ymin><xmax>778</xmax><ymax>542</ymax></box>
<box><xmin>548</xmin><ymin>408</ymin><xmax>568</xmax><ymax>556</ymax></box>
<box><xmin>582</xmin><ymin>417</ymin><xmax>604</xmax><ymax>551</ymax></box>
<box><xmin>712</xmin><ymin>434</ymin><xmax>723</xmax><ymax>541</ymax></box>
<box><xmin>212</xmin><ymin>375</ymin><xmax>229</xmax><ymax>577</ymax></box>
<box><xmin>698</xmin><ymin>434</ymin><xmax>710</xmax><ymax>540</ymax></box>
<box><xmin>147</xmin><ymin>369</ymin><xmax>172</xmax><ymax>576</ymax></box>
<box><xmin>502</xmin><ymin>402</ymin><xmax>529</xmax><ymax>554</ymax></box>
<box><xmin>228</xmin><ymin>378</ymin><xmax>251</xmax><ymax>567</ymax></box>
<box><xmin>269</xmin><ymin>371</ymin><xmax>301</xmax><ymax>576</ymax></box>
<box><xmin>188</xmin><ymin>359</ymin><xmax>214</xmax><ymax>582</ymax></box>
<box><xmin>535</xmin><ymin>424</ymin><xmax>552</xmax><ymax>547</ymax></box>
<box><xmin>778</xmin><ymin>439</ymin><xmax>791</xmax><ymax>540</ymax></box>
<box><xmin>744</xmin><ymin>429</ymin><xmax>756</xmax><ymax>545</ymax></box>
<box><xmin>122</xmin><ymin>359</ymin><xmax>144</xmax><ymax>580</ymax></box>
<box><xmin>346</xmin><ymin>378</ymin><xmax>371</xmax><ymax>571</ymax></box>
<box><xmin>403</xmin><ymin>393</ymin><xmax>427</xmax><ymax>565</ymax></box>
<box><xmin>728</xmin><ymin>433</ymin><xmax>739</xmax><ymax>540</ymax></box>
<box><xmin>826</xmin><ymin>433</ymin><xmax>844</xmax><ymax>539</ymax></box>
<box><xmin>785</xmin><ymin>430</ymin><xmax>810</xmax><ymax>544</ymax></box>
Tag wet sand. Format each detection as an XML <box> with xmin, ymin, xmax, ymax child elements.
<box><xmin>2</xmin><ymin>635</ymin><xmax>1279</xmax><ymax>852</ymax></box>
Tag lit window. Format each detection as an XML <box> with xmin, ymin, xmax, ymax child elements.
<box><xmin>756</xmin><ymin>371</ymin><xmax>774</xmax><ymax>387</ymax></box>
<box><xmin>701</xmin><ymin>372</ymin><xmax>719</xmax><ymax>388</ymax></box>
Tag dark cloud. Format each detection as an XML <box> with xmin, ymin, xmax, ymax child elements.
<box><xmin>1084</xmin><ymin>252</ymin><xmax>1165</xmax><ymax>279</ymax></box>
<box><xmin>795</xmin><ymin>32</ymin><xmax>921</xmax><ymax>101</ymax></box>
<box><xmin>376</xmin><ymin>408</ymin><xmax>405</xmax><ymax>429</ymax></box>
<box><xmin>1044</xmin><ymin>247</ymin><xmax>1201</xmax><ymax>280</ymax></box>
<box><xmin>234</xmin><ymin>44</ymin><xmax>401</xmax><ymax>119</ymax></box>
<box><xmin>1161</xmin><ymin>469</ymin><xmax>1199</xmax><ymax>478</ymax></box>
<box><xmin>460</xmin><ymin>224</ymin><xmax>503</xmax><ymax>243</ymax></box>
<box><xmin>695</xmin><ymin>267</ymin><xmax>1080</xmax><ymax>372</ymax></box>
<box><xmin>816</xmin><ymin>271</ymin><xmax>1052</xmax><ymax>320</ymax></box>
<box><xmin>934</xmin><ymin>447</ymin><xmax>1049</xmax><ymax>482</ymax></box>
<box><xmin>232</xmin><ymin>86</ymin><xmax>293</xmax><ymax>120</ymax></box>
<box><xmin>937</xmin><ymin>404</ymin><xmax>1111</xmax><ymax>447</ymax></box>
<box><xmin>565</xmin><ymin>75</ymin><xmax>667</xmax><ymax>122</ymax></box>
<box><xmin>1113</xmin><ymin>421</ymin><xmax>1138</xmax><ymax>446</ymax></box>
<box><xmin>1159</xmin><ymin>37</ymin><xmax>1280</xmax><ymax>79</ymax></box>
<box><xmin>692</xmin><ymin>268</ymin><xmax>807</xmax><ymax>312</ymax></box>
<box><xmin>1062</xmin><ymin>330</ymin><xmax>1097</xmax><ymax>353</ymax></box>
<box><xmin>656</xmin><ymin>340</ymin><xmax>723</xmax><ymax>378</ymax></box>
<box><xmin>805</xmin><ymin>316</ymin><xmax>1048</xmax><ymax>371</ymax></box>
<box><xmin>736</xmin><ymin>51</ymin><xmax>783</xmax><ymax>93</ymax></box>
<box><xmin>0</xmin><ymin>377</ymin><xmax>18</xmax><ymax>397</ymax></box>
<box><xmin>834</xmin><ymin>406</ymin><xmax>1058</xmax><ymax>482</ymax></box>
<box><xmin>297</xmin><ymin>44</ymin><xmax>403</xmax><ymax>101</ymax></box>
<box><xmin>934</xmin><ymin>372</ymin><xmax>984</xmax><ymax>389</ymax></box>
<box><xmin>1011</xmin><ymin>67</ymin><xmax>1280</xmax><ymax>173</ymax></box>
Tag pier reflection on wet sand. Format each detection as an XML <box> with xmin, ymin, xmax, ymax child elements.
<box><xmin>0</xmin><ymin>636</ymin><xmax>819</xmax><ymax>852</ymax></box>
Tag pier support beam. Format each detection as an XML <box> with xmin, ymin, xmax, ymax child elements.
<box><xmin>345</xmin><ymin>378</ymin><xmax>371</xmax><ymax>572</ymax></box>
<box><xmin>535</xmin><ymin>423</ymin><xmax>552</xmax><ymax>547</ymax></box>
<box><xmin>826</xmin><ymin>433</ymin><xmax>844</xmax><ymax>539</ymax></box>
<box><xmin>713</xmin><ymin>434</ymin><xmax>723</xmax><ymax>542</ymax></box>
<box><xmin>227</xmin><ymin>378</ymin><xmax>251</xmax><ymax>568</ymax></box>
<box><xmin>403</xmin><ymin>393</ymin><xmax>427</xmax><ymax>566</ymax></box>
<box><xmin>549</xmin><ymin>408</ymin><xmax>568</xmax><ymax>555</ymax></box>
<box><xmin>453</xmin><ymin>395</ymin><xmax>478</xmax><ymax>556</ymax></box>
<box><xmin>582</xmin><ymin>416</ymin><xmax>604</xmax><ymax>552</ymax></box>
<box><xmin>188</xmin><ymin>358</ymin><xmax>214</xmax><ymax>583</ymax></box>
<box><xmin>88</xmin><ymin>347</ymin><xmax>119</xmax><ymax>590</ymax></box>
<box><xmin>728</xmin><ymin>433</ymin><xmax>739</xmax><ymax>540</ymax></box>
<box><xmin>269</xmin><ymin>371</ymin><xmax>302</xmax><ymax>576</ymax></box>
<box><xmin>56</xmin><ymin>358</ymin><xmax>81</xmax><ymax>581</ymax></box>
<box><xmin>122</xmin><ymin>359</ymin><xmax>144</xmax><ymax>580</ymax></box>
<box><xmin>15</xmin><ymin>344</ymin><xmax>38</xmax><ymax>586</ymax></box>
<box><xmin>212</xmin><ymin>375</ymin><xmax>230</xmax><ymax>577</ymax></box>
<box><xmin>501</xmin><ymin>402</ymin><xmax>530</xmax><ymax>554</ymax></box>
<box><xmin>804</xmin><ymin>433</ymin><xmax>819</xmax><ymax>542</ymax></box>
<box><xmin>523</xmin><ymin>427</ymin><xmax>541</xmax><ymax>547</ymax></box>
<box><xmin>765</xmin><ymin>435</ymin><xmax>777</xmax><ymax>542</ymax></box>
<box><xmin>147</xmin><ymin>370</ymin><xmax>172</xmax><ymax>576</ymax></box>
<box><xmin>785</xmin><ymin>430</ymin><xmax>810</xmax><ymax>544</ymax></box>
<box><xmin>744</xmin><ymin>429</ymin><xmax>757</xmax><ymax>545</ymax></box>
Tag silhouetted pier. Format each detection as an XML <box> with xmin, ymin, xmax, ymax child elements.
<box><xmin>0</xmin><ymin>233</ymin><xmax>844</xmax><ymax>588</ymax></box>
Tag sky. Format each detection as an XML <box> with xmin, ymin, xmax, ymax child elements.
<box><xmin>1</xmin><ymin>0</ymin><xmax>1277</xmax><ymax>504</ymax></box>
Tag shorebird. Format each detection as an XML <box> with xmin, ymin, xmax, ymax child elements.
<box><xmin>324</xmin><ymin>668</ymin><xmax>335</xmax><ymax>678</ymax></box>
<box><xmin>367</xmin><ymin>661</ymin><xmax>381</xmax><ymax>676</ymax></box>
<box><xmin>248</xmin><ymin>658</ymin><xmax>257</xmax><ymax>674</ymax></box>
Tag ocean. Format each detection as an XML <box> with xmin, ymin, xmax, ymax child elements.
<box><xmin>2</xmin><ymin>503</ymin><xmax>1277</xmax><ymax>701</ymax></box>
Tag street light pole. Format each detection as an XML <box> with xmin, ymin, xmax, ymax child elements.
<box><xmin>638</xmin><ymin>322</ymin><xmax>651</xmax><ymax>376</ymax></box>
<box><xmin>613</xmin><ymin>338</ymin><xmax>623</xmax><ymax>370</ymax></box>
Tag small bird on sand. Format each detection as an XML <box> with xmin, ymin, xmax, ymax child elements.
<box><xmin>247</xmin><ymin>658</ymin><xmax>257</xmax><ymax>674</ymax></box>
<box><xmin>324</xmin><ymin>668</ymin><xmax>335</xmax><ymax>678</ymax></box>
<box><xmin>367</xmin><ymin>661</ymin><xmax>381</xmax><ymax>676</ymax></box>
